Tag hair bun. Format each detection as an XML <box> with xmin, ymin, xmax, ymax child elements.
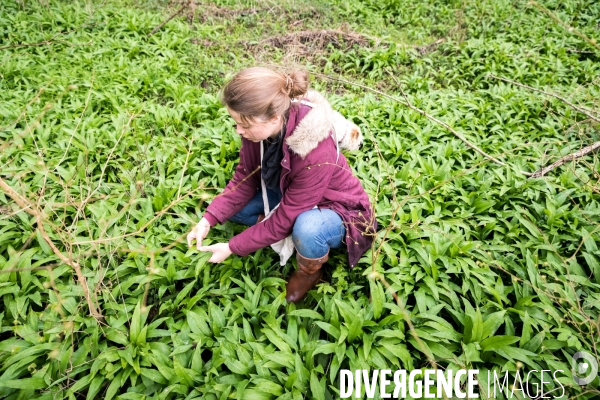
<box><xmin>285</xmin><ymin>75</ymin><xmax>294</xmax><ymax>96</ymax></box>
<box><xmin>287</xmin><ymin>69</ymin><xmax>309</xmax><ymax>99</ymax></box>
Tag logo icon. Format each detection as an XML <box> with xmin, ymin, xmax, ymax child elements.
<box><xmin>572</xmin><ymin>351</ymin><xmax>598</xmax><ymax>385</ymax></box>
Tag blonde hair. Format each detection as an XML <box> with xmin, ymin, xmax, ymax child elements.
<box><xmin>222</xmin><ymin>67</ymin><xmax>309</xmax><ymax>124</ymax></box>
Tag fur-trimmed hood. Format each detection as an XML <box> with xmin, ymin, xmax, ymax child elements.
<box><xmin>286</xmin><ymin>90</ymin><xmax>363</xmax><ymax>159</ymax></box>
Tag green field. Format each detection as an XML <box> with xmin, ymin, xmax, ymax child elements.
<box><xmin>1</xmin><ymin>0</ymin><xmax>599</xmax><ymax>398</ymax></box>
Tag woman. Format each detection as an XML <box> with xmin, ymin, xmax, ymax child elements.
<box><xmin>187</xmin><ymin>67</ymin><xmax>376</xmax><ymax>303</ymax></box>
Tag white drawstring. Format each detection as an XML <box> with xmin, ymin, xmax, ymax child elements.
<box><xmin>260</xmin><ymin>140</ymin><xmax>271</xmax><ymax>216</ymax></box>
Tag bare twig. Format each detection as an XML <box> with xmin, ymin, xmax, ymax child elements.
<box><xmin>488</xmin><ymin>74</ymin><xmax>600</xmax><ymax>124</ymax></box>
<box><xmin>415</xmin><ymin>38</ymin><xmax>444</xmax><ymax>55</ymax></box>
<box><xmin>0</xmin><ymin>82</ymin><xmax>53</xmax><ymax>131</ymax></box>
<box><xmin>386</xmin><ymin>68</ymin><xmax>531</xmax><ymax>175</ymax></box>
<box><xmin>177</xmin><ymin>134</ymin><xmax>195</xmax><ymax>199</ymax></box>
<box><xmin>371</xmin><ymin>272</ymin><xmax>448</xmax><ymax>396</ymax></box>
<box><xmin>75</xmin><ymin>166</ymin><xmax>260</xmax><ymax>245</ymax></box>
<box><xmin>310</xmin><ymin>71</ymin><xmax>532</xmax><ymax>175</ymax></box>
<box><xmin>54</xmin><ymin>74</ymin><xmax>95</xmax><ymax>170</ymax></box>
<box><xmin>147</xmin><ymin>3</ymin><xmax>187</xmax><ymax>37</ymax></box>
<box><xmin>261</xmin><ymin>29</ymin><xmax>369</xmax><ymax>49</ymax></box>
<box><xmin>81</xmin><ymin>110</ymin><xmax>138</xmax><ymax>207</ymax></box>
<box><xmin>0</xmin><ymin>96</ymin><xmax>65</xmax><ymax>153</ymax></box>
<box><xmin>530</xmin><ymin>141</ymin><xmax>600</xmax><ymax>178</ymax></box>
<box><xmin>529</xmin><ymin>0</ymin><xmax>600</xmax><ymax>52</ymax></box>
<box><xmin>0</xmin><ymin>28</ymin><xmax>80</xmax><ymax>51</ymax></box>
<box><xmin>0</xmin><ymin>177</ymin><xmax>103</xmax><ymax>321</ymax></box>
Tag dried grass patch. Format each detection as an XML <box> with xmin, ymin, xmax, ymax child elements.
<box><xmin>260</xmin><ymin>29</ymin><xmax>370</xmax><ymax>53</ymax></box>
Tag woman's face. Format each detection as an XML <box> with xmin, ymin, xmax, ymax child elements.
<box><xmin>227</xmin><ymin>108</ymin><xmax>283</xmax><ymax>142</ymax></box>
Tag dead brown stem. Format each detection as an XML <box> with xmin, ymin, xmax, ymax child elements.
<box><xmin>0</xmin><ymin>96</ymin><xmax>65</xmax><ymax>153</ymax></box>
<box><xmin>0</xmin><ymin>83</ymin><xmax>53</xmax><ymax>131</ymax></box>
<box><xmin>261</xmin><ymin>29</ymin><xmax>369</xmax><ymax>50</ymax></box>
<box><xmin>75</xmin><ymin>166</ymin><xmax>259</xmax><ymax>245</ymax></box>
<box><xmin>530</xmin><ymin>141</ymin><xmax>600</xmax><ymax>178</ymax></box>
<box><xmin>488</xmin><ymin>74</ymin><xmax>600</xmax><ymax>124</ymax></box>
<box><xmin>147</xmin><ymin>3</ymin><xmax>187</xmax><ymax>37</ymax></box>
<box><xmin>0</xmin><ymin>28</ymin><xmax>80</xmax><ymax>51</ymax></box>
<box><xmin>0</xmin><ymin>177</ymin><xmax>103</xmax><ymax>321</ymax></box>
<box><xmin>384</xmin><ymin>69</ymin><xmax>527</xmax><ymax>173</ymax></box>
<box><xmin>529</xmin><ymin>1</ymin><xmax>600</xmax><ymax>52</ymax></box>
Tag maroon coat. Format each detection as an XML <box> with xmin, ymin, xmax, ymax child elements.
<box><xmin>203</xmin><ymin>91</ymin><xmax>376</xmax><ymax>267</ymax></box>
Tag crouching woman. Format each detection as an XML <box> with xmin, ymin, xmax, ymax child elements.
<box><xmin>187</xmin><ymin>67</ymin><xmax>376</xmax><ymax>303</ymax></box>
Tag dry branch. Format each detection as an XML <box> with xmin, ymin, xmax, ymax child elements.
<box><xmin>147</xmin><ymin>3</ymin><xmax>188</xmax><ymax>37</ymax></box>
<box><xmin>0</xmin><ymin>3</ymin><xmax>101</xmax><ymax>51</ymax></box>
<box><xmin>314</xmin><ymin>70</ymin><xmax>531</xmax><ymax>173</ymax></box>
<box><xmin>0</xmin><ymin>101</ymin><xmax>61</xmax><ymax>153</ymax></box>
<box><xmin>0</xmin><ymin>28</ymin><xmax>79</xmax><ymax>51</ymax></box>
<box><xmin>256</xmin><ymin>30</ymin><xmax>443</xmax><ymax>57</ymax></box>
<box><xmin>488</xmin><ymin>74</ymin><xmax>600</xmax><ymax>124</ymax></box>
<box><xmin>0</xmin><ymin>177</ymin><xmax>103</xmax><ymax>320</ymax></box>
<box><xmin>75</xmin><ymin>166</ymin><xmax>259</xmax><ymax>245</ymax></box>
<box><xmin>0</xmin><ymin>83</ymin><xmax>53</xmax><ymax>131</ymax></box>
<box><xmin>371</xmin><ymin>273</ymin><xmax>443</xmax><ymax>384</ymax></box>
<box><xmin>415</xmin><ymin>38</ymin><xmax>444</xmax><ymax>55</ymax></box>
<box><xmin>529</xmin><ymin>0</ymin><xmax>600</xmax><ymax>52</ymax></box>
<box><xmin>262</xmin><ymin>29</ymin><xmax>369</xmax><ymax>50</ymax></box>
<box><xmin>383</xmin><ymin>69</ymin><xmax>516</xmax><ymax>171</ymax></box>
<box><xmin>201</xmin><ymin>4</ymin><xmax>272</xmax><ymax>18</ymax></box>
<box><xmin>530</xmin><ymin>141</ymin><xmax>600</xmax><ymax>178</ymax></box>
<box><xmin>487</xmin><ymin>75</ymin><xmax>600</xmax><ymax>179</ymax></box>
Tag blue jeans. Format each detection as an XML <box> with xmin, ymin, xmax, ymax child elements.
<box><xmin>229</xmin><ymin>188</ymin><xmax>283</xmax><ymax>226</ymax></box>
<box><xmin>229</xmin><ymin>189</ymin><xmax>345</xmax><ymax>258</ymax></box>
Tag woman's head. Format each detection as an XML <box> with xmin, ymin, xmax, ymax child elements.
<box><xmin>222</xmin><ymin>67</ymin><xmax>309</xmax><ymax>135</ymax></box>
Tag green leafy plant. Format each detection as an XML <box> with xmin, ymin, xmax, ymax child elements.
<box><xmin>1</xmin><ymin>0</ymin><xmax>599</xmax><ymax>399</ymax></box>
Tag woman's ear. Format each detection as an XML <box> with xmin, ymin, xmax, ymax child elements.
<box><xmin>269</xmin><ymin>114</ymin><xmax>284</xmax><ymax>128</ymax></box>
<box><xmin>270</xmin><ymin>114</ymin><xmax>282</xmax><ymax>124</ymax></box>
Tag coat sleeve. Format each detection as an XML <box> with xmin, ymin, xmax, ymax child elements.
<box><xmin>228</xmin><ymin>155</ymin><xmax>336</xmax><ymax>256</ymax></box>
<box><xmin>203</xmin><ymin>140</ymin><xmax>260</xmax><ymax>226</ymax></box>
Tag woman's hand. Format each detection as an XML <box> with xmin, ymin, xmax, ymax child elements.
<box><xmin>199</xmin><ymin>242</ymin><xmax>232</xmax><ymax>263</ymax></box>
<box><xmin>187</xmin><ymin>217</ymin><xmax>211</xmax><ymax>250</ymax></box>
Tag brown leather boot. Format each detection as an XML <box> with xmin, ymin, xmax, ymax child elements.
<box><xmin>285</xmin><ymin>251</ymin><xmax>329</xmax><ymax>303</ymax></box>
